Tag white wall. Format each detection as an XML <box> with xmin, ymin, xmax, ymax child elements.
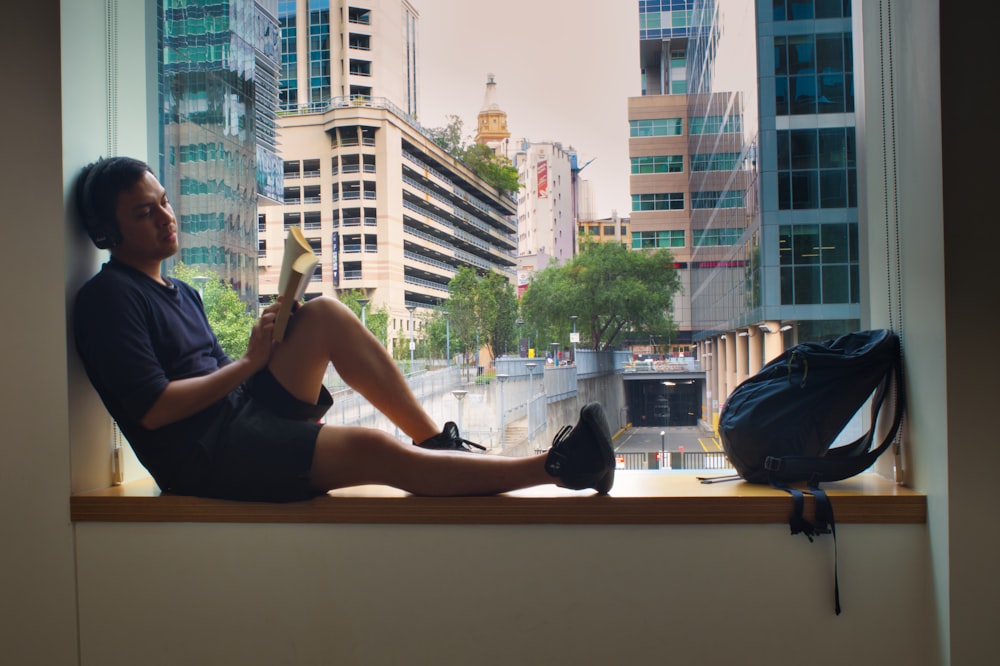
<box><xmin>74</xmin><ymin>522</ymin><xmax>937</xmax><ymax>666</ymax></box>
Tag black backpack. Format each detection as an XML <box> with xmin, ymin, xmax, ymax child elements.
<box><xmin>708</xmin><ymin>329</ymin><xmax>905</xmax><ymax>613</ymax></box>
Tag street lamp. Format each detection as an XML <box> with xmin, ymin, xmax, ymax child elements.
<box><xmin>570</xmin><ymin>315</ymin><xmax>578</xmax><ymax>364</ymax></box>
<box><xmin>444</xmin><ymin>310</ymin><xmax>451</xmax><ymax>367</ymax></box>
<box><xmin>451</xmin><ymin>389</ymin><xmax>468</xmax><ymax>432</ymax></box>
<box><xmin>516</xmin><ymin>319</ymin><xmax>524</xmax><ymax>357</ymax></box>
<box><xmin>357</xmin><ymin>297</ymin><xmax>369</xmax><ymax>328</ymax></box>
<box><xmin>495</xmin><ymin>375</ymin><xmax>508</xmax><ymax>451</ymax></box>
<box><xmin>406</xmin><ymin>304</ymin><xmax>416</xmax><ymax>365</ymax></box>
<box><xmin>550</xmin><ymin>342</ymin><xmax>560</xmax><ymax>366</ymax></box>
<box><xmin>192</xmin><ymin>275</ymin><xmax>209</xmax><ymax>299</ymax></box>
<box><xmin>525</xmin><ymin>362</ymin><xmax>537</xmax><ymax>448</ymax></box>
<box><xmin>660</xmin><ymin>430</ymin><xmax>667</xmax><ymax>470</ymax></box>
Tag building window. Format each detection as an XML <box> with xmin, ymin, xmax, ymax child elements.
<box><xmin>365</xmin><ymin>233</ymin><xmax>378</xmax><ymax>252</ymax></box>
<box><xmin>343</xmin><ymin>261</ymin><xmax>362</xmax><ymax>280</ymax></box>
<box><xmin>629</xmin><ymin>118</ymin><xmax>683</xmax><ymax>137</ymax></box>
<box><xmin>778</xmin><ymin>223</ymin><xmax>859</xmax><ymax>305</ymax></box>
<box><xmin>632</xmin><ymin>230</ymin><xmax>685</xmax><ymax>249</ymax></box>
<box><xmin>776</xmin><ymin>127</ymin><xmax>856</xmax><ymax>210</ymax></box>
<box><xmin>283</xmin><ymin>160</ymin><xmax>300</xmax><ymax>178</ymax></box>
<box><xmin>689</xmin><ymin>115</ymin><xmax>742</xmax><ymax>135</ymax></box>
<box><xmin>691</xmin><ymin>190</ymin><xmax>744</xmax><ymax>209</ymax></box>
<box><xmin>302</xmin><ymin>159</ymin><xmax>320</xmax><ymax>177</ymax></box>
<box><xmin>691</xmin><ymin>152</ymin><xmax>740</xmax><ymax>172</ymax></box>
<box><xmin>304</xmin><ymin>211</ymin><xmax>322</xmax><ymax>230</ymax></box>
<box><xmin>348</xmin><ymin>33</ymin><xmax>370</xmax><ymax>50</ymax></box>
<box><xmin>349</xmin><ymin>59</ymin><xmax>372</xmax><ymax>77</ymax></box>
<box><xmin>284</xmin><ymin>187</ymin><xmax>301</xmax><ymax>204</ymax></box>
<box><xmin>774</xmin><ymin>32</ymin><xmax>853</xmax><ymax>115</ymax></box>
<box><xmin>343</xmin><ymin>234</ymin><xmax>362</xmax><ymax>253</ymax></box>
<box><xmin>631</xmin><ymin>155</ymin><xmax>684</xmax><ymax>174</ymax></box>
<box><xmin>693</xmin><ymin>228</ymin><xmax>743</xmax><ymax>247</ymax></box>
<box><xmin>772</xmin><ymin>0</ymin><xmax>852</xmax><ymax>22</ymax></box>
<box><xmin>348</xmin><ymin>7</ymin><xmax>371</xmax><ymax>25</ymax></box>
<box><xmin>283</xmin><ymin>212</ymin><xmax>301</xmax><ymax>230</ymax></box>
<box><xmin>631</xmin><ymin>192</ymin><xmax>684</xmax><ymax>212</ymax></box>
<box><xmin>302</xmin><ymin>185</ymin><xmax>321</xmax><ymax>203</ymax></box>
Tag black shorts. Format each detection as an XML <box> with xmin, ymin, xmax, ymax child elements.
<box><xmin>172</xmin><ymin>369</ymin><xmax>333</xmax><ymax>502</ymax></box>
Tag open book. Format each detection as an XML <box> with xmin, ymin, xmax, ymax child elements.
<box><xmin>272</xmin><ymin>226</ymin><xmax>320</xmax><ymax>342</ymax></box>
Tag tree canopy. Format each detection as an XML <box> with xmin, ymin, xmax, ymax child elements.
<box><xmin>170</xmin><ymin>263</ymin><xmax>256</xmax><ymax>359</ymax></box>
<box><xmin>519</xmin><ymin>241</ymin><xmax>682</xmax><ymax>351</ymax></box>
<box><xmin>447</xmin><ymin>266</ymin><xmax>519</xmax><ymax>363</ymax></box>
<box><xmin>428</xmin><ymin>116</ymin><xmax>520</xmax><ymax>195</ymax></box>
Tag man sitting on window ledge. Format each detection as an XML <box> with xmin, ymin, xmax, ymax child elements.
<box><xmin>73</xmin><ymin>157</ymin><xmax>614</xmax><ymax>502</ymax></box>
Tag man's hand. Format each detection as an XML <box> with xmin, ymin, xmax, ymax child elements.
<box><xmin>244</xmin><ymin>299</ymin><xmax>283</xmax><ymax>371</ymax></box>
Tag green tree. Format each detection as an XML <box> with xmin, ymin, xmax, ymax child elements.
<box><xmin>337</xmin><ymin>289</ymin><xmax>388</xmax><ymax>347</ymax></box>
<box><xmin>448</xmin><ymin>267</ymin><xmax>480</xmax><ymax>369</ymax></box>
<box><xmin>461</xmin><ymin>143</ymin><xmax>520</xmax><ymax>195</ymax></box>
<box><xmin>170</xmin><ymin>263</ymin><xmax>256</xmax><ymax>359</ymax></box>
<box><xmin>428</xmin><ymin>114</ymin><xmax>466</xmax><ymax>157</ymax></box>
<box><xmin>427</xmin><ymin>117</ymin><xmax>521</xmax><ymax>196</ymax></box>
<box><xmin>477</xmin><ymin>269</ymin><xmax>519</xmax><ymax>359</ymax></box>
<box><xmin>446</xmin><ymin>267</ymin><xmax>519</xmax><ymax>366</ymax></box>
<box><xmin>520</xmin><ymin>241</ymin><xmax>681</xmax><ymax>351</ymax></box>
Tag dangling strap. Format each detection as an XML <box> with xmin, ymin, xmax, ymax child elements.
<box><xmin>770</xmin><ymin>478</ymin><xmax>842</xmax><ymax>615</ymax></box>
<box><xmin>806</xmin><ymin>484</ymin><xmax>841</xmax><ymax>615</ymax></box>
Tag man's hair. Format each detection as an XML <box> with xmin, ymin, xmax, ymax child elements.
<box><xmin>75</xmin><ymin>156</ymin><xmax>154</xmax><ymax>249</ymax></box>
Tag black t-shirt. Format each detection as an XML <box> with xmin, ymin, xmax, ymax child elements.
<box><xmin>74</xmin><ymin>258</ymin><xmax>231</xmax><ymax>489</ymax></box>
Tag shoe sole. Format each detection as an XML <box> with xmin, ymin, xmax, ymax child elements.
<box><xmin>579</xmin><ymin>402</ymin><xmax>615</xmax><ymax>494</ymax></box>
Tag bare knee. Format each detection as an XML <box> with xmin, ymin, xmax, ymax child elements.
<box><xmin>308</xmin><ymin>426</ymin><xmax>409</xmax><ymax>491</ymax></box>
<box><xmin>296</xmin><ymin>295</ymin><xmax>355</xmax><ymax>329</ymax></box>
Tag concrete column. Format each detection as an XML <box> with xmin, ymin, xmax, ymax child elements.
<box><xmin>763</xmin><ymin>320</ymin><xmax>784</xmax><ymax>363</ymax></box>
<box><xmin>715</xmin><ymin>336</ymin><xmax>727</xmax><ymax>413</ymax></box>
<box><xmin>725</xmin><ymin>333</ymin><xmax>738</xmax><ymax>405</ymax></box>
<box><xmin>735</xmin><ymin>332</ymin><xmax>750</xmax><ymax>386</ymax></box>
<box><xmin>700</xmin><ymin>340</ymin><xmax>715</xmax><ymax>428</ymax></box>
<box><xmin>747</xmin><ymin>327</ymin><xmax>764</xmax><ymax>376</ymax></box>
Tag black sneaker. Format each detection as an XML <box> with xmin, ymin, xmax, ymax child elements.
<box><xmin>544</xmin><ymin>402</ymin><xmax>615</xmax><ymax>494</ymax></box>
<box><xmin>415</xmin><ymin>422</ymin><xmax>486</xmax><ymax>452</ymax></box>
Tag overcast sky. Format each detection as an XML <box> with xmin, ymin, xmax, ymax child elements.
<box><xmin>415</xmin><ymin>0</ymin><xmax>641</xmax><ymax>219</ymax></box>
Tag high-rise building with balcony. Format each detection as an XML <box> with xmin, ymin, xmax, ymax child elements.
<box><xmin>160</xmin><ymin>0</ymin><xmax>283</xmax><ymax>306</ymax></box>
<box><xmin>628</xmin><ymin>0</ymin><xmax>697</xmax><ymax>348</ymax></box>
<box><xmin>262</xmin><ymin>1</ymin><xmax>517</xmax><ymax>355</ymax></box>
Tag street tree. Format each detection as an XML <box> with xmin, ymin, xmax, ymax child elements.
<box><xmin>170</xmin><ymin>263</ymin><xmax>256</xmax><ymax>359</ymax></box>
<box><xmin>519</xmin><ymin>241</ymin><xmax>681</xmax><ymax>351</ymax></box>
<box><xmin>447</xmin><ymin>266</ymin><xmax>519</xmax><ymax>370</ymax></box>
<box><xmin>337</xmin><ymin>289</ymin><xmax>389</xmax><ymax>347</ymax></box>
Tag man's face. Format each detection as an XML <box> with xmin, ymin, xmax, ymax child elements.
<box><xmin>112</xmin><ymin>171</ymin><xmax>178</xmax><ymax>264</ymax></box>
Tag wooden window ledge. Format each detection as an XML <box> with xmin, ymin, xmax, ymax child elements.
<box><xmin>70</xmin><ymin>471</ymin><xmax>926</xmax><ymax>525</ymax></box>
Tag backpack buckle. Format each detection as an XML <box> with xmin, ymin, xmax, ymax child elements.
<box><xmin>764</xmin><ymin>456</ymin><xmax>782</xmax><ymax>472</ymax></box>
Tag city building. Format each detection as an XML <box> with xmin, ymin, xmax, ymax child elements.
<box><xmin>577</xmin><ymin>213</ymin><xmax>630</xmax><ymax>247</ymax></box>
<box><xmin>160</xmin><ymin>0</ymin><xmax>283</xmax><ymax>305</ymax></box>
<box><xmin>511</xmin><ymin>139</ymin><xmax>578</xmax><ymax>285</ymax></box>
<box><xmin>263</xmin><ymin>0</ymin><xmax>517</xmax><ymax>355</ymax></box>
<box><xmin>685</xmin><ymin>0</ymin><xmax>860</xmax><ymax>423</ymax></box>
<box><xmin>627</xmin><ymin>0</ymin><xmax>697</xmax><ymax>347</ymax></box>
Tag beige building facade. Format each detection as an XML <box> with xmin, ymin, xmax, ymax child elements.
<box><xmin>261</xmin><ymin>102</ymin><xmax>517</xmax><ymax>354</ymax></box>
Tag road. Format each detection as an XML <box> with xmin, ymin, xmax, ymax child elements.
<box><xmin>613</xmin><ymin>426</ymin><xmax>722</xmax><ymax>455</ymax></box>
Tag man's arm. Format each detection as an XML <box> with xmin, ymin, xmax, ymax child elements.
<box><xmin>139</xmin><ymin>301</ymin><xmax>282</xmax><ymax>430</ymax></box>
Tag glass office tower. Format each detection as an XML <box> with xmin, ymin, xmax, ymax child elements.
<box><xmin>159</xmin><ymin>0</ymin><xmax>283</xmax><ymax>305</ymax></box>
<box><xmin>688</xmin><ymin>0</ymin><xmax>859</xmax><ymax>340</ymax></box>
<box><xmin>686</xmin><ymin>0</ymin><xmax>859</xmax><ymax>421</ymax></box>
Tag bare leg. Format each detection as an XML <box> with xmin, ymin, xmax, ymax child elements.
<box><xmin>308</xmin><ymin>425</ymin><xmax>554</xmax><ymax>495</ymax></box>
<box><xmin>267</xmin><ymin>297</ymin><xmax>439</xmax><ymax>442</ymax></box>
